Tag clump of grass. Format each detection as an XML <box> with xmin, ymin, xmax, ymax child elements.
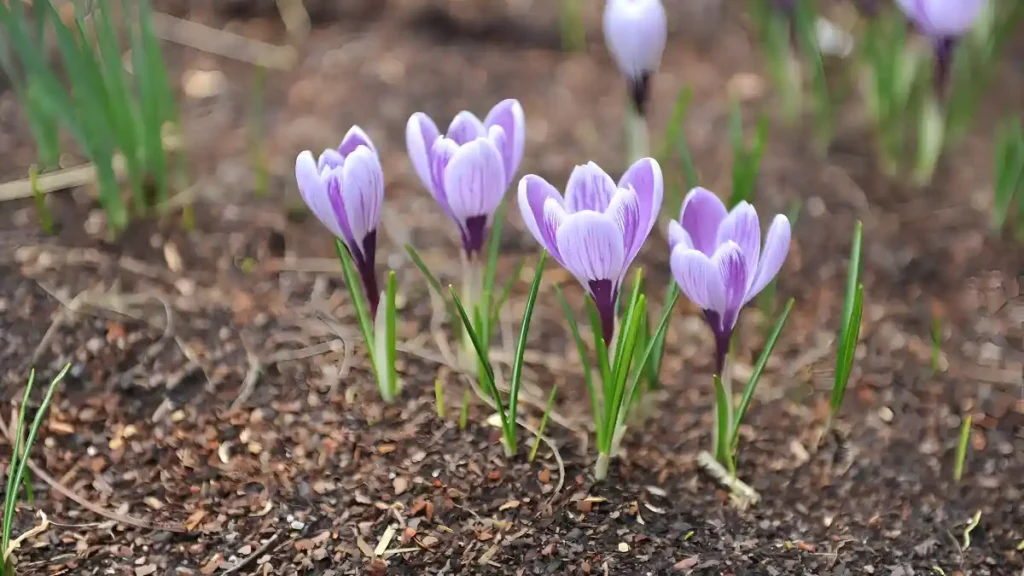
<box><xmin>826</xmin><ymin>220</ymin><xmax>864</xmax><ymax>433</ymax></box>
<box><xmin>0</xmin><ymin>0</ymin><xmax>179</xmax><ymax>235</ymax></box>
<box><xmin>2</xmin><ymin>364</ymin><xmax>71</xmax><ymax>576</ymax></box>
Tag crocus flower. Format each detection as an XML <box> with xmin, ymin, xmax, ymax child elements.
<box><xmin>519</xmin><ymin>158</ymin><xmax>663</xmax><ymax>343</ymax></box>
<box><xmin>896</xmin><ymin>0</ymin><xmax>987</xmax><ymax>92</ymax></box>
<box><xmin>668</xmin><ymin>188</ymin><xmax>791</xmax><ymax>374</ymax></box>
<box><xmin>406</xmin><ymin>99</ymin><xmax>526</xmax><ymax>258</ymax></box>
<box><xmin>295</xmin><ymin>126</ymin><xmax>385</xmax><ymax>314</ymax></box>
<box><xmin>602</xmin><ymin>0</ymin><xmax>667</xmax><ymax>116</ymax></box>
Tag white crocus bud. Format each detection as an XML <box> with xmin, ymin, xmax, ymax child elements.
<box><xmin>602</xmin><ymin>0</ymin><xmax>667</xmax><ymax>116</ymax></box>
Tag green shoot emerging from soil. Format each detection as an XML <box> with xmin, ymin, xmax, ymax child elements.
<box><xmin>434</xmin><ymin>379</ymin><xmax>446</xmax><ymax>420</ymax></box>
<box><xmin>953</xmin><ymin>414</ymin><xmax>972</xmax><ymax>484</ymax></box>
<box><xmin>0</xmin><ymin>0</ymin><xmax>178</xmax><ymax>234</ymax></box>
<box><xmin>2</xmin><ymin>364</ymin><xmax>71</xmax><ymax>576</ymax></box>
<box><xmin>335</xmin><ymin>240</ymin><xmax>399</xmax><ymax>403</ymax></box>
<box><xmin>458</xmin><ymin>390</ymin><xmax>470</xmax><ymax>432</ymax></box>
<box><xmin>450</xmin><ymin>253</ymin><xmax>547</xmax><ymax>457</ymax></box>
<box><xmin>827</xmin><ymin>220</ymin><xmax>864</xmax><ymax>433</ymax></box>
<box><xmin>28</xmin><ymin>166</ymin><xmax>53</xmax><ymax>236</ymax></box>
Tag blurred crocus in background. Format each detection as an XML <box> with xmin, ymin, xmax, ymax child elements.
<box><xmin>668</xmin><ymin>187</ymin><xmax>791</xmax><ymax>376</ymax></box>
<box><xmin>896</xmin><ymin>0</ymin><xmax>986</xmax><ymax>92</ymax></box>
<box><xmin>602</xmin><ymin>0</ymin><xmax>667</xmax><ymax>162</ymax></box>
<box><xmin>519</xmin><ymin>158</ymin><xmax>664</xmax><ymax>343</ymax></box>
<box><xmin>295</xmin><ymin>126</ymin><xmax>385</xmax><ymax>313</ymax></box>
<box><xmin>406</xmin><ymin>99</ymin><xmax>526</xmax><ymax>258</ymax></box>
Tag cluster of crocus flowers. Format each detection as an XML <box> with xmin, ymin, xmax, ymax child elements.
<box><xmin>895</xmin><ymin>0</ymin><xmax>986</xmax><ymax>93</ymax></box>
<box><xmin>406</xmin><ymin>99</ymin><xmax>526</xmax><ymax>259</ymax></box>
<box><xmin>518</xmin><ymin>158</ymin><xmax>664</xmax><ymax>344</ymax></box>
<box><xmin>668</xmin><ymin>187</ymin><xmax>792</xmax><ymax>376</ymax></box>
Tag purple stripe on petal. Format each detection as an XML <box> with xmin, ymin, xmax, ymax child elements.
<box><xmin>565</xmin><ymin>162</ymin><xmax>617</xmax><ymax>213</ymax></box>
<box><xmin>340</xmin><ymin>146</ymin><xmax>385</xmax><ymax>247</ymax></box>
<box><xmin>429</xmin><ymin>138</ymin><xmax>460</xmax><ymax>221</ymax></box>
<box><xmin>618</xmin><ymin>157</ymin><xmax>663</xmax><ymax>264</ymax></box>
<box><xmin>715</xmin><ymin>201</ymin><xmax>761</xmax><ymax>289</ymax></box>
<box><xmin>713</xmin><ymin>241</ymin><xmax>748</xmax><ymax>333</ymax></box>
<box><xmin>325</xmin><ymin>166</ymin><xmax>358</xmax><ymax>258</ymax></box>
<box><xmin>443</xmin><ymin>138</ymin><xmax>507</xmax><ymax>230</ymax></box>
<box><xmin>296</xmin><ymin>151</ymin><xmax>344</xmax><ymax>239</ymax></box>
<box><xmin>746</xmin><ymin>214</ymin><xmax>791</xmax><ymax>301</ymax></box>
<box><xmin>555</xmin><ymin>211</ymin><xmax>625</xmax><ymax>287</ymax></box>
<box><xmin>339</xmin><ymin>125</ymin><xmax>378</xmax><ymax>157</ymax></box>
<box><xmin>667</xmin><ymin>220</ymin><xmax>693</xmax><ymax>252</ymax></box>
<box><xmin>483</xmin><ymin>99</ymin><xmax>525</xmax><ymax>187</ymax></box>
<box><xmin>447</xmin><ymin>111</ymin><xmax>487</xmax><ymax>145</ymax></box>
<box><xmin>518</xmin><ymin>175</ymin><xmax>565</xmax><ymax>261</ymax></box>
<box><xmin>670</xmin><ymin>245</ymin><xmax>726</xmax><ymax>314</ymax></box>
<box><xmin>607</xmin><ymin>187</ymin><xmax>641</xmax><ymax>273</ymax></box>
<box><xmin>317</xmin><ymin>148</ymin><xmax>345</xmax><ymax>172</ymax></box>
<box><xmin>680</xmin><ymin>187</ymin><xmax>728</xmax><ymax>256</ymax></box>
<box><xmin>406</xmin><ymin>112</ymin><xmax>441</xmax><ymax>195</ymax></box>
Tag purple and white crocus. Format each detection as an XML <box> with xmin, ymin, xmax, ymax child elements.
<box><xmin>519</xmin><ymin>158</ymin><xmax>664</xmax><ymax>344</ymax></box>
<box><xmin>896</xmin><ymin>0</ymin><xmax>987</xmax><ymax>92</ymax></box>
<box><xmin>295</xmin><ymin>126</ymin><xmax>385</xmax><ymax>313</ymax></box>
<box><xmin>668</xmin><ymin>188</ymin><xmax>791</xmax><ymax>375</ymax></box>
<box><xmin>406</xmin><ymin>99</ymin><xmax>526</xmax><ymax>257</ymax></box>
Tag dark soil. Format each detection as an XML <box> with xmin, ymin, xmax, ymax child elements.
<box><xmin>1</xmin><ymin>1</ymin><xmax>1022</xmax><ymax>575</ymax></box>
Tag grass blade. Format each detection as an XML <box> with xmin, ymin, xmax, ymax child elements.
<box><xmin>604</xmin><ymin>295</ymin><xmax>647</xmax><ymax>453</ymax></box>
<box><xmin>830</xmin><ymin>283</ymin><xmax>864</xmax><ymax>424</ymax></box>
<box><xmin>405</xmin><ymin>244</ymin><xmax>456</xmax><ymax>323</ymax></box>
<box><xmin>953</xmin><ymin>414</ymin><xmax>972</xmax><ymax>484</ymax></box>
<box><xmin>506</xmin><ymin>253</ymin><xmax>548</xmax><ymax>428</ymax></box>
<box><xmin>384</xmin><ymin>270</ymin><xmax>398</xmax><ymax>400</ymax></box>
<box><xmin>2</xmin><ymin>370</ymin><xmax>36</xmax><ymax>560</ymax></box>
<box><xmin>730</xmin><ymin>297</ymin><xmax>795</xmax><ymax>450</ymax></box>
<box><xmin>528</xmin><ymin>386</ymin><xmax>559</xmax><ymax>462</ymax></box>
<box><xmin>616</xmin><ymin>286</ymin><xmax>680</xmax><ymax>432</ymax></box>
<box><xmin>555</xmin><ymin>284</ymin><xmax>603</xmax><ymax>445</ymax></box>
<box><xmin>434</xmin><ymin>379</ymin><xmax>446</xmax><ymax>419</ymax></box>
<box><xmin>334</xmin><ymin>239</ymin><xmax>374</xmax><ymax>348</ymax></box>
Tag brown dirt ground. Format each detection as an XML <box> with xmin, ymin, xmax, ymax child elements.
<box><xmin>1</xmin><ymin>1</ymin><xmax>1023</xmax><ymax>575</ymax></box>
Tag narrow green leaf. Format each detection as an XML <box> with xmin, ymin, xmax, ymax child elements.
<box><xmin>838</xmin><ymin>221</ymin><xmax>864</xmax><ymax>348</ymax></box>
<box><xmin>2</xmin><ymin>369</ymin><xmax>36</xmax><ymax>558</ymax></box>
<box><xmin>617</xmin><ymin>286</ymin><xmax>680</xmax><ymax>435</ymax></box>
<box><xmin>506</xmin><ymin>253</ymin><xmax>548</xmax><ymax>428</ymax></box>
<box><xmin>449</xmin><ymin>286</ymin><xmax>511</xmax><ymax>448</ymax></box>
<box><xmin>730</xmin><ymin>297</ymin><xmax>794</xmax><ymax>450</ymax></box>
<box><xmin>830</xmin><ymin>283</ymin><xmax>864</xmax><ymax>422</ymax></box>
<box><xmin>555</xmin><ymin>284</ymin><xmax>603</xmax><ymax>445</ymax></box>
<box><xmin>405</xmin><ymin>244</ymin><xmax>457</xmax><ymax>323</ymax></box>
<box><xmin>604</xmin><ymin>294</ymin><xmax>647</xmax><ymax>453</ymax></box>
<box><xmin>385</xmin><ymin>270</ymin><xmax>398</xmax><ymax>399</ymax></box>
<box><xmin>954</xmin><ymin>414</ymin><xmax>971</xmax><ymax>484</ymax></box>
<box><xmin>434</xmin><ymin>379</ymin><xmax>446</xmax><ymax>419</ymax></box>
<box><xmin>334</xmin><ymin>239</ymin><xmax>375</xmax><ymax>351</ymax></box>
<box><xmin>488</xmin><ymin>257</ymin><xmax>525</xmax><ymax>329</ymax></box>
<box><xmin>528</xmin><ymin>386</ymin><xmax>559</xmax><ymax>462</ymax></box>
<box><xmin>585</xmin><ymin>296</ymin><xmax>613</xmax><ymax>396</ymax></box>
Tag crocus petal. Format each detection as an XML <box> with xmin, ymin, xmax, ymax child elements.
<box><xmin>746</xmin><ymin>214</ymin><xmax>792</xmax><ymax>301</ymax></box>
<box><xmin>338</xmin><ymin>125</ymin><xmax>378</xmax><ymax>157</ymax></box>
<box><xmin>564</xmin><ymin>162</ymin><xmax>617</xmax><ymax>213</ymax></box>
<box><xmin>483</xmin><ymin>99</ymin><xmax>526</xmax><ymax>187</ymax></box>
<box><xmin>715</xmin><ymin>202</ymin><xmax>761</xmax><ymax>289</ymax></box>
<box><xmin>317</xmin><ymin>148</ymin><xmax>345</xmax><ymax>172</ymax></box>
<box><xmin>713</xmin><ymin>241</ymin><xmax>748</xmax><ymax>331</ymax></box>
<box><xmin>406</xmin><ymin>112</ymin><xmax>441</xmax><ymax>194</ymax></box>
<box><xmin>442</xmin><ymin>138</ymin><xmax>507</xmax><ymax>225</ymax></box>
<box><xmin>296</xmin><ymin>151</ymin><xmax>343</xmax><ymax>239</ymax></box>
<box><xmin>446</xmin><ymin>111</ymin><xmax>487</xmax><ymax>145</ymax></box>
<box><xmin>340</xmin><ymin>146</ymin><xmax>385</xmax><ymax>246</ymax></box>
<box><xmin>486</xmin><ymin>124</ymin><xmax>508</xmax><ymax>175</ymax></box>
<box><xmin>898</xmin><ymin>0</ymin><xmax>985</xmax><ymax>36</ymax></box>
<box><xmin>667</xmin><ymin>220</ymin><xmax>693</xmax><ymax>251</ymax></box>
<box><xmin>602</xmin><ymin>0</ymin><xmax>667</xmax><ymax>79</ymax></box>
<box><xmin>429</xmin><ymin>137</ymin><xmax>459</xmax><ymax>220</ymax></box>
<box><xmin>670</xmin><ymin>245</ymin><xmax>726</xmax><ymax>314</ymax></box>
<box><xmin>325</xmin><ymin>166</ymin><xmax>356</xmax><ymax>251</ymax></box>
<box><xmin>518</xmin><ymin>175</ymin><xmax>565</xmax><ymax>262</ymax></box>
<box><xmin>607</xmin><ymin>187</ymin><xmax>640</xmax><ymax>272</ymax></box>
<box><xmin>618</xmin><ymin>157</ymin><xmax>663</xmax><ymax>264</ymax></box>
<box><xmin>679</xmin><ymin>187</ymin><xmax>728</xmax><ymax>256</ymax></box>
<box><xmin>555</xmin><ymin>211</ymin><xmax>625</xmax><ymax>287</ymax></box>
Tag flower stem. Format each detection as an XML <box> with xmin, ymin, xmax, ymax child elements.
<box><xmin>460</xmin><ymin>252</ymin><xmax>483</xmax><ymax>375</ymax></box>
<box><xmin>625</xmin><ymin>106</ymin><xmax>650</xmax><ymax>165</ymax></box>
